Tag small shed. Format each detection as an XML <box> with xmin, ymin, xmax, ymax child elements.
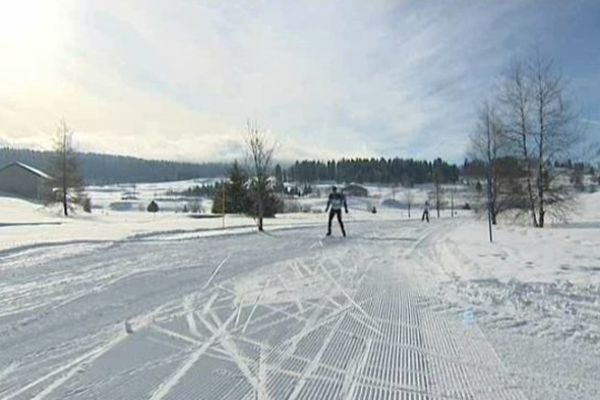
<box><xmin>344</xmin><ymin>183</ymin><xmax>369</xmax><ymax>197</ymax></box>
<box><xmin>0</xmin><ymin>162</ymin><xmax>53</xmax><ymax>200</ymax></box>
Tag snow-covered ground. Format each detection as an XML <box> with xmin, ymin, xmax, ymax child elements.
<box><xmin>86</xmin><ymin>178</ymin><xmax>221</xmax><ymax>213</ymax></box>
<box><xmin>86</xmin><ymin>179</ymin><xmax>478</xmax><ymax>215</ymax></box>
<box><xmin>0</xmin><ymin>195</ymin><xmax>420</xmax><ymax>252</ymax></box>
<box><xmin>412</xmin><ymin>192</ymin><xmax>600</xmax><ymax>399</ymax></box>
<box><xmin>0</xmin><ymin>191</ymin><xmax>598</xmax><ymax>399</ymax></box>
<box><xmin>0</xmin><ymin>181</ymin><xmax>474</xmax><ymax>252</ymax></box>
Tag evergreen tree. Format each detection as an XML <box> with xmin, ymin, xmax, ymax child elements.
<box><xmin>211</xmin><ymin>157</ymin><xmax>282</xmax><ymax>220</ymax></box>
<box><xmin>274</xmin><ymin>164</ymin><xmax>284</xmax><ymax>193</ymax></box>
<box><xmin>228</xmin><ymin>161</ymin><xmax>249</xmax><ymax>213</ymax></box>
<box><xmin>247</xmin><ymin>180</ymin><xmax>282</xmax><ymax>218</ymax></box>
<box><xmin>286</xmin><ymin>157</ymin><xmax>459</xmax><ymax>184</ymax></box>
<box><xmin>147</xmin><ymin>200</ymin><xmax>159</xmax><ymax>213</ymax></box>
<box><xmin>211</xmin><ymin>161</ymin><xmax>249</xmax><ymax>214</ymax></box>
<box><xmin>432</xmin><ymin>158</ymin><xmax>444</xmax><ymax>218</ymax></box>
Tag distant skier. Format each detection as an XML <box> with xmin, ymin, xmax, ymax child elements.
<box><xmin>325</xmin><ymin>186</ymin><xmax>348</xmax><ymax>236</ymax></box>
<box><xmin>421</xmin><ymin>200</ymin><xmax>430</xmax><ymax>223</ymax></box>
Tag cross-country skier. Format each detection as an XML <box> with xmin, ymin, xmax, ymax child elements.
<box><xmin>325</xmin><ymin>186</ymin><xmax>348</xmax><ymax>236</ymax></box>
<box><xmin>421</xmin><ymin>200</ymin><xmax>430</xmax><ymax>223</ymax></box>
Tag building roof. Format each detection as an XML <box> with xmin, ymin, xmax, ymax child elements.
<box><xmin>344</xmin><ymin>183</ymin><xmax>369</xmax><ymax>196</ymax></box>
<box><xmin>0</xmin><ymin>162</ymin><xmax>52</xmax><ymax>180</ymax></box>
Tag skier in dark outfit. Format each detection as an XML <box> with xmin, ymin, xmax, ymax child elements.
<box><xmin>325</xmin><ymin>186</ymin><xmax>348</xmax><ymax>236</ymax></box>
<box><xmin>421</xmin><ymin>200</ymin><xmax>430</xmax><ymax>223</ymax></box>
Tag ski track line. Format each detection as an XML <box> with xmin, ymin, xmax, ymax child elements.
<box><xmin>21</xmin><ymin>293</ymin><xmax>187</xmax><ymax>400</ymax></box>
<box><xmin>29</xmin><ymin>333</ymin><xmax>128</xmax><ymax>400</ymax></box>
<box><xmin>202</xmin><ymin>254</ymin><xmax>231</xmax><ymax>290</ymax></box>
<box><xmin>201</xmin><ymin>292</ymin><xmax>219</xmax><ymax>316</ymax></box>
<box><xmin>151</xmin><ymin>324</ymin><xmax>202</xmax><ymax>346</ymax></box>
<box><xmin>3</xmin><ymin>330</ymin><xmax>127</xmax><ymax>400</ymax></box>
<box><xmin>0</xmin><ymin>363</ymin><xmax>18</xmax><ymax>385</ymax></box>
<box><xmin>184</xmin><ymin>296</ymin><xmax>202</xmax><ymax>339</ymax></box>
<box><xmin>277</xmin><ymin>272</ymin><xmax>305</xmax><ymax>313</ymax></box>
<box><xmin>289</xmin><ymin>260</ymin><xmax>306</xmax><ymax>280</ymax></box>
<box><xmin>318</xmin><ymin>261</ymin><xmax>373</xmax><ymax>323</ymax></box>
<box><xmin>286</xmin><ymin>313</ymin><xmax>346</xmax><ymax>400</ymax></box>
<box><xmin>234</xmin><ymin>294</ymin><xmax>244</xmax><ymax>328</ymax></box>
<box><xmin>264</xmin><ymin>304</ymin><xmax>349</xmax><ymax>381</ymax></box>
<box><xmin>204</xmin><ymin>310</ymin><xmax>268</xmax><ymax>399</ymax></box>
<box><xmin>0</xmin><ymin>258</ymin><xmax>157</xmax><ymax>321</ymax></box>
<box><xmin>4</xmin><ymin>288</ymin><xmax>194</xmax><ymax>400</ymax></box>
<box><xmin>342</xmin><ymin>337</ymin><xmax>373</xmax><ymax>399</ymax></box>
<box><xmin>148</xmin><ymin>310</ymin><xmax>237</xmax><ymax>400</ymax></box>
<box><xmin>241</xmin><ymin>278</ymin><xmax>270</xmax><ymax>333</ymax></box>
<box><xmin>348</xmin><ymin>312</ymin><xmax>383</xmax><ymax>338</ymax></box>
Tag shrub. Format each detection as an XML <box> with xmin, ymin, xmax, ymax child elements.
<box><xmin>282</xmin><ymin>198</ymin><xmax>302</xmax><ymax>213</ymax></box>
<box><xmin>147</xmin><ymin>200</ymin><xmax>159</xmax><ymax>213</ymax></box>
<box><xmin>82</xmin><ymin>197</ymin><xmax>92</xmax><ymax>213</ymax></box>
<box><xmin>188</xmin><ymin>200</ymin><xmax>202</xmax><ymax>213</ymax></box>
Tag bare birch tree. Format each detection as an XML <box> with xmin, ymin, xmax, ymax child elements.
<box><xmin>528</xmin><ymin>52</ymin><xmax>578</xmax><ymax>226</ymax></box>
<box><xmin>499</xmin><ymin>61</ymin><xmax>538</xmax><ymax>226</ymax></box>
<box><xmin>49</xmin><ymin>119</ymin><xmax>83</xmax><ymax>216</ymax></box>
<box><xmin>404</xmin><ymin>189</ymin><xmax>414</xmax><ymax>218</ymax></box>
<box><xmin>498</xmin><ymin>53</ymin><xmax>578</xmax><ymax>227</ymax></box>
<box><xmin>469</xmin><ymin>101</ymin><xmax>513</xmax><ymax>225</ymax></box>
<box><xmin>245</xmin><ymin>121</ymin><xmax>275</xmax><ymax>231</ymax></box>
<box><xmin>432</xmin><ymin>160</ymin><xmax>444</xmax><ymax>218</ymax></box>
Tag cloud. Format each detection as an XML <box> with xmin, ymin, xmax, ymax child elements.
<box><xmin>0</xmin><ymin>0</ymin><xmax>598</xmax><ymax>163</ymax></box>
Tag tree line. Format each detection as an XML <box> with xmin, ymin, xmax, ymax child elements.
<box><xmin>286</xmin><ymin>157</ymin><xmax>459</xmax><ymax>185</ymax></box>
<box><xmin>0</xmin><ymin>147</ymin><xmax>228</xmax><ymax>184</ymax></box>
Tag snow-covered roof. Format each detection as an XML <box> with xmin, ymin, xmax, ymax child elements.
<box><xmin>0</xmin><ymin>162</ymin><xmax>53</xmax><ymax>180</ymax></box>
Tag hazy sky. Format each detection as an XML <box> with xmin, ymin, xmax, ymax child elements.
<box><xmin>1</xmin><ymin>0</ymin><xmax>599</xmax><ymax>162</ymax></box>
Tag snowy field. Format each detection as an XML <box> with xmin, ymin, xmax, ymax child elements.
<box><xmin>0</xmin><ymin>192</ymin><xmax>599</xmax><ymax>399</ymax></box>
<box><xmin>0</xmin><ymin>180</ymin><xmax>474</xmax><ymax>252</ymax></box>
<box><xmin>86</xmin><ymin>179</ymin><xmax>477</xmax><ymax>215</ymax></box>
<box><xmin>0</xmin><ymin>195</ymin><xmax>424</xmax><ymax>252</ymax></box>
<box><xmin>85</xmin><ymin>178</ymin><xmax>221</xmax><ymax>213</ymax></box>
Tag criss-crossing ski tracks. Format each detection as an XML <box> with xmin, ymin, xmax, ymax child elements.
<box><xmin>0</xmin><ymin>221</ymin><xmax>526</xmax><ymax>399</ymax></box>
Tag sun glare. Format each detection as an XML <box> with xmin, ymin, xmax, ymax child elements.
<box><xmin>0</xmin><ymin>0</ymin><xmax>68</xmax><ymax>86</ymax></box>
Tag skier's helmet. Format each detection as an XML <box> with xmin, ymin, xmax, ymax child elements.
<box><xmin>332</xmin><ymin>186</ymin><xmax>337</xmax><ymax>193</ymax></box>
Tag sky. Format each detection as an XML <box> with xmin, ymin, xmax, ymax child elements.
<box><xmin>0</xmin><ymin>0</ymin><xmax>599</xmax><ymax>163</ymax></box>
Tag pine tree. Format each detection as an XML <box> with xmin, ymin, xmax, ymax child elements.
<box><xmin>285</xmin><ymin>157</ymin><xmax>459</xmax><ymax>185</ymax></box>
<box><xmin>212</xmin><ymin>160</ymin><xmax>250</xmax><ymax>214</ymax></box>
<box><xmin>274</xmin><ymin>164</ymin><xmax>284</xmax><ymax>193</ymax></box>
<box><xmin>228</xmin><ymin>160</ymin><xmax>249</xmax><ymax>213</ymax></box>
<box><xmin>432</xmin><ymin>158</ymin><xmax>444</xmax><ymax>218</ymax></box>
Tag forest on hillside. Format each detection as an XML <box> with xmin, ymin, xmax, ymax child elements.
<box><xmin>286</xmin><ymin>157</ymin><xmax>459</xmax><ymax>184</ymax></box>
<box><xmin>0</xmin><ymin>147</ymin><xmax>228</xmax><ymax>184</ymax></box>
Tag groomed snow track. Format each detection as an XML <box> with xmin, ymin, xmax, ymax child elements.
<box><xmin>0</xmin><ymin>221</ymin><xmax>526</xmax><ymax>399</ymax></box>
